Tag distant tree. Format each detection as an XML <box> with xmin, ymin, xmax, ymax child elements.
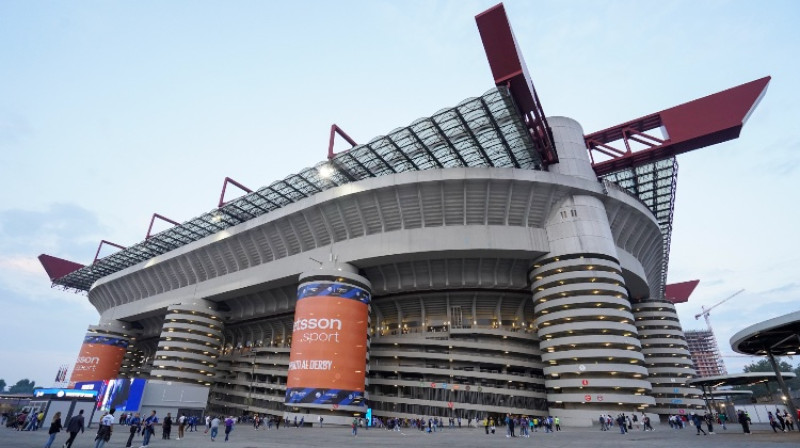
<box><xmin>736</xmin><ymin>358</ymin><xmax>799</xmax><ymax>400</ymax></box>
<box><xmin>8</xmin><ymin>379</ymin><xmax>36</xmax><ymax>394</ymax></box>
<box><xmin>743</xmin><ymin>358</ymin><xmax>793</xmax><ymax>373</ymax></box>
<box><xmin>0</xmin><ymin>379</ymin><xmax>5</xmax><ymax>393</ymax></box>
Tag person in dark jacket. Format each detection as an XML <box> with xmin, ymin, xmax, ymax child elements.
<box><xmin>43</xmin><ymin>412</ymin><xmax>62</xmax><ymax>448</ymax></box>
<box><xmin>738</xmin><ymin>410</ymin><xmax>751</xmax><ymax>434</ymax></box>
<box><xmin>162</xmin><ymin>413</ymin><xmax>173</xmax><ymax>439</ymax></box>
<box><xmin>64</xmin><ymin>409</ymin><xmax>85</xmax><ymax>448</ymax></box>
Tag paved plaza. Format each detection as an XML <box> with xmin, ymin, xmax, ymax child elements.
<box><xmin>2</xmin><ymin>423</ymin><xmax>798</xmax><ymax>448</ymax></box>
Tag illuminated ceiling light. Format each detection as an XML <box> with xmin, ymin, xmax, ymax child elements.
<box><xmin>318</xmin><ymin>164</ymin><xmax>335</xmax><ymax>179</ymax></box>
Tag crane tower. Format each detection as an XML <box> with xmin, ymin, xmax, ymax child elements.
<box><xmin>686</xmin><ymin>289</ymin><xmax>745</xmax><ymax>377</ymax></box>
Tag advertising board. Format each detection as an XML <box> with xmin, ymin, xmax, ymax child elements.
<box><xmin>285</xmin><ymin>280</ymin><xmax>370</xmax><ymax>406</ymax></box>
<box><xmin>69</xmin><ymin>334</ymin><xmax>129</xmax><ymax>383</ymax></box>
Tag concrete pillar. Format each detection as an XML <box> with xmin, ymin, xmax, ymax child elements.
<box><xmin>151</xmin><ymin>299</ymin><xmax>224</xmax><ymax>385</ymax></box>
<box><xmin>285</xmin><ymin>261</ymin><xmax>372</xmax><ymax>424</ymax></box>
<box><xmin>631</xmin><ymin>299</ymin><xmax>704</xmax><ymax>419</ymax></box>
<box><xmin>69</xmin><ymin>320</ymin><xmax>134</xmax><ymax>384</ymax></box>
<box><xmin>530</xmin><ymin>116</ymin><xmax>655</xmax><ymax>426</ymax></box>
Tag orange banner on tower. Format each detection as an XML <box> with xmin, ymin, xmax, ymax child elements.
<box><xmin>286</xmin><ymin>281</ymin><xmax>370</xmax><ymax>405</ymax></box>
<box><xmin>69</xmin><ymin>335</ymin><xmax>128</xmax><ymax>383</ymax></box>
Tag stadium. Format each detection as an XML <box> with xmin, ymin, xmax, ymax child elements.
<box><xmin>38</xmin><ymin>4</ymin><xmax>768</xmax><ymax>426</ymax></box>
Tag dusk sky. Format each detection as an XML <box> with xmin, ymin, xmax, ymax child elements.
<box><xmin>1</xmin><ymin>0</ymin><xmax>798</xmax><ymax>388</ymax></box>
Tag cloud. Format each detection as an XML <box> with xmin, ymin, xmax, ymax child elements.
<box><xmin>0</xmin><ymin>203</ymin><xmax>105</xmax><ymax>304</ymax></box>
<box><xmin>755</xmin><ymin>138</ymin><xmax>800</xmax><ymax>176</ymax></box>
<box><xmin>0</xmin><ymin>202</ymin><xmax>105</xmax><ymax>256</ymax></box>
<box><xmin>0</xmin><ymin>112</ymin><xmax>32</xmax><ymax>147</ymax></box>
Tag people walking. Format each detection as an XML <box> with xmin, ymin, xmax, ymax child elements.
<box><xmin>738</xmin><ymin>410</ymin><xmax>751</xmax><ymax>434</ymax></box>
<box><xmin>94</xmin><ymin>408</ymin><xmax>115</xmax><ymax>448</ymax></box>
<box><xmin>783</xmin><ymin>411</ymin><xmax>795</xmax><ymax>431</ymax></box>
<box><xmin>141</xmin><ymin>410</ymin><xmax>158</xmax><ymax>447</ymax></box>
<box><xmin>43</xmin><ymin>411</ymin><xmax>62</xmax><ymax>448</ymax></box>
<box><xmin>224</xmin><ymin>416</ymin><xmax>235</xmax><ymax>441</ymax></box>
<box><xmin>162</xmin><ymin>412</ymin><xmax>172</xmax><ymax>439</ymax></box>
<box><xmin>692</xmin><ymin>413</ymin><xmax>707</xmax><ymax>435</ymax></box>
<box><xmin>64</xmin><ymin>409</ymin><xmax>85</xmax><ymax>448</ymax></box>
<box><xmin>642</xmin><ymin>415</ymin><xmax>653</xmax><ymax>431</ymax></box>
<box><xmin>616</xmin><ymin>414</ymin><xmax>627</xmax><ymax>434</ymax></box>
<box><xmin>210</xmin><ymin>416</ymin><xmax>220</xmax><ymax>441</ymax></box>
<box><xmin>704</xmin><ymin>412</ymin><xmax>715</xmax><ymax>434</ymax></box>
<box><xmin>125</xmin><ymin>413</ymin><xmax>141</xmax><ymax>448</ymax></box>
<box><xmin>177</xmin><ymin>414</ymin><xmax>186</xmax><ymax>440</ymax></box>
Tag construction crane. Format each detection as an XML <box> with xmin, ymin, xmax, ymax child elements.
<box><xmin>694</xmin><ymin>289</ymin><xmax>745</xmax><ymax>334</ymax></box>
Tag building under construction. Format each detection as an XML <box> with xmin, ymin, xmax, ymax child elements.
<box><xmin>685</xmin><ymin>329</ymin><xmax>727</xmax><ymax>377</ymax></box>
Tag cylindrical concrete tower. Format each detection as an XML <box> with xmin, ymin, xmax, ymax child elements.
<box><xmin>69</xmin><ymin>320</ymin><xmax>133</xmax><ymax>384</ymax></box>
<box><xmin>531</xmin><ymin>117</ymin><xmax>655</xmax><ymax>426</ymax></box>
<box><xmin>151</xmin><ymin>299</ymin><xmax>224</xmax><ymax>385</ymax></box>
<box><xmin>286</xmin><ymin>261</ymin><xmax>372</xmax><ymax>422</ymax></box>
<box><xmin>632</xmin><ymin>299</ymin><xmax>704</xmax><ymax>418</ymax></box>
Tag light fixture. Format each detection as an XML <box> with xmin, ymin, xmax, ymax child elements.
<box><xmin>318</xmin><ymin>164</ymin><xmax>335</xmax><ymax>179</ymax></box>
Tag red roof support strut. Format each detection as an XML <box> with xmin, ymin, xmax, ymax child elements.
<box><xmin>218</xmin><ymin>177</ymin><xmax>253</xmax><ymax>208</ymax></box>
<box><xmin>327</xmin><ymin>124</ymin><xmax>358</xmax><ymax>159</ymax></box>
<box><xmin>146</xmin><ymin>213</ymin><xmax>181</xmax><ymax>239</ymax></box>
<box><xmin>665</xmin><ymin>279</ymin><xmax>700</xmax><ymax>304</ymax></box>
<box><xmin>475</xmin><ymin>3</ymin><xmax>557</xmax><ymax>165</ymax></box>
<box><xmin>587</xmin><ymin>77</ymin><xmax>770</xmax><ymax>176</ymax></box>
<box><xmin>93</xmin><ymin>240</ymin><xmax>126</xmax><ymax>264</ymax></box>
<box><xmin>38</xmin><ymin>254</ymin><xmax>85</xmax><ymax>282</ymax></box>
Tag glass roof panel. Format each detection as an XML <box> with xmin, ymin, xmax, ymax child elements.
<box><xmin>53</xmin><ymin>86</ymin><xmax>539</xmax><ymax>291</ymax></box>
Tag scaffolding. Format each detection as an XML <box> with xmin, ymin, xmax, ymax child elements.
<box><xmin>685</xmin><ymin>329</ymin><xmax>727</xmax><ymax>377</ymax></box>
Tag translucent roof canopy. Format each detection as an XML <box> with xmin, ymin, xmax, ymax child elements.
<box><xmin>54</xmin><ymin>86</ymin><xmax>541</xmax><ymax>291</ymax></box>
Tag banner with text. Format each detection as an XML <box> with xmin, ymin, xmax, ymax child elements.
<box><xmin>285</xmin><ymin>281</ymin><xmax>370</xmax><ymax>406</ymax></box>
<box><xmin>69</xmin><ymin>335</ymin><xmax>129</xmax><ymax>384</ymax></box>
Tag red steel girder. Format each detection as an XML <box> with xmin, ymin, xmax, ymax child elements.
<box><xmin>38</xmin><ymin>254</ymin><xmax>85</xmax><ymax>282</ymax></box>
<box><xmin>146</xmin><ymin>213</ymin><xmax>181</xmax><ymax>239</ymax></box>
<box><xmin>476</xmin><ymin>3</ymin><xmax>557</xmax><ymax>165</ymax></box>
<box><xmin>665</xmin><ymin>279</ymin><xmax>700</xmax><ymax>304</ymax></box>
<box><xmin>588</xmin><ymin>77</ymin><xmax>770</xmax><ymax>176</ymax></box>
<box><xmin>218</xmin><ymin>176</ymin><xmax>253</xmax><ymax>208</ymax></box>
<box><xmin>93</xmin><ymin>239</ymin><xmax>126</xmax><ymax>264</ymax></box>
<box><xmin>327</xmin><ymin>124</ymin><xmax>358</xmax><ymax>159</ymax></box>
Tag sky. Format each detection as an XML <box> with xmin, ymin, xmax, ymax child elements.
<box><xmin>1</xmin><ymin>0</ymin><xmax>798</xmax><ymax>388</ymax></box>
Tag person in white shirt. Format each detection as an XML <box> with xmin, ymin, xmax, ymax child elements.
<box><xmin>94</xmin><ymin>408</ymin><xmax>115</xmax><ymax>448</ymax></box>
<box><xmin>177</xmin><ymin>414</ymin><xmax>186</xmax><ymax>440</ymax></box>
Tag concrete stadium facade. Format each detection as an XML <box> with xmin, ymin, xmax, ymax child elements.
<box><xmin>68</xmin><ymin>98</ymin><xmax>704</xmax><ymax>426</ymax></box>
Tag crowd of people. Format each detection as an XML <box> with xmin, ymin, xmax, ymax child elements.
<box><xmin>3</xmin><ymin>405</ymin><xmax>799</xmax><ymax>445</ymax></box>
<box><xmin>598</xmin><ymin>413</ymin><xmax>654</xmax><ymax>433</ymax></box>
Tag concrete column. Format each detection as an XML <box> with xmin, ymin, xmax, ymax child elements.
<box><xmin>631</xmin><ymin>299</ymin><xmax>704</xmax><ymax>420</ymax></box>
<box><xmin>151</xmin><ymin>299</ymin><xmax>224</xmax><ymax>385</ymax></box>
<box><xmin>530</xmin><ymin>116</ymin><xmax>654</xmax><ymax>426</ymax></box>
<box><xmin>285</xmin><ymin>261</ymin><xmax>372</xmax><ymax>425</ymax></box>
<box><xmin>69</xmin><ymin>320</ymin><xmax>134</xmax><ymax>384</ymax></box>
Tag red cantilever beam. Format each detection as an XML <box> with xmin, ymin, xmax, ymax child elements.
<box><xmin>587</xmin><ymin>76</ymin><xmax>770</xmax><ymax>176</ymax></box>
<box><xmin>218</xmin><ymin>177</ymin><xmax>253</xmax><ymax>208</ymax></box>
<box><xmin>327</xmin><ymin>124</ymin><xmax>358</xmax><ymax>159</ymax></box>
<box><xmin>93</xmin><ymin>240</ymin><xmax>126</xmax><ymax>264</ymax></box>
<box><xmin>664</xmin><ymin>279</ymin><xmax>700</xmax><ymax>304</ymax></box>
<box><xmin>475</xmin><ymin>3</ymin><xmax>557</xmax><ymax>165</ymax></box>
<box><xmin>146</xmin><ymin>213</ymin><xmax>181</xmax><ymax>239</ymax></box>
<box><xmin>38</xmin><ymin>254</ymin><xmax>85</xmax><ymax>282</ymax></box>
